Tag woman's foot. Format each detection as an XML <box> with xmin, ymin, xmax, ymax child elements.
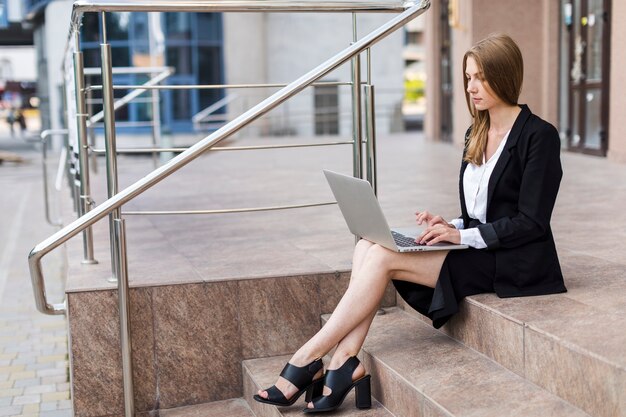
<box><xmin>305</xmin><ymin>355</ymin><xmax>371</xmax><ymax>411</ymax></box>
<box><xmin>254</xmin><ymin>355</ymin><xmax>324</xmax><ymax>406</ymax></box>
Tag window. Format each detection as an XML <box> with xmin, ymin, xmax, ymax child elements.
<box><xmin>314</xmin><ymin>84</ymin><xmax>339</xmax><ymax>135</ymax></box>
<box><xmin>77</xmin><ymin>11</ymin><xmax>224</xmax><ymax>132</ymax></box>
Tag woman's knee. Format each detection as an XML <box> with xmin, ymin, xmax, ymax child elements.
<box><xmin>362</xmin><ymin>244</ymin><xmax>394</xmax><ymax>276</ymax></box>
<box><xmin>355</xmin><ymin>239</ymin><xmax>374</xmax><ymax>253</ymax></box>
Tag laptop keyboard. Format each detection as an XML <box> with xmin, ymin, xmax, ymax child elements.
<box><xmin>391</xmin><ymin>231</ymin><xmax>424</xmax><ymax>247</ymax></box>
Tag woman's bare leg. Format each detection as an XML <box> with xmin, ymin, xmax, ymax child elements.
<box><xmin>257</xmin><ymin>239</ymin><xmax>374</xmax><ymax>399</ymax></box>
<box><xmin>258</xmin><ymin>242</ymin><xmax>447</xmax><ymax>400</ymax></box>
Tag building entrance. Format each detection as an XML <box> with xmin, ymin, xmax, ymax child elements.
<box><xmin>563</xmin><ymin>0</ymin><xmax>611</xmax><ymax>156</ymax></box>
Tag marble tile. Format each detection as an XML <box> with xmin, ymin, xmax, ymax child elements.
<box><xmin>238</xmin><ymin>276</ymin><xmax>321</xmax><ymax>359</ymax></box>
<box><xmin>68</xmin><ymin>289</ymin><xmax>158</xmax><ymax>417</ymax></box>
<box><xmin>159</xmin><ymin>399</ymin><xmax>255</xmax><ymax>417</ymax></box>
<box><xmin>243</xmin><ymin>360</ymin><xmax>283</xmax><ymax>417</ymax></box>
<box><xmin>68</xmin><ymin>290</ymin><xmax>123</xmax><ymax>417</ymax></box>
<box><xmin>443</xmin><ymin>299</ymin><xmax>525</xmax><ymax>376</ymax></box>
<box><xmin>527</xmin><ymin>311</ymin><xmax>626</xmax><ymax>367</ymax></box>
<box><xmin>129</xmin><ymin>289</ymin><xmax>158</xmax><ymax>412</ymax></box>
<box><xmin>363</xmin><ymin>308</ymin><xmax>589</xmax><ymax>417</ymax></box>
<box><xmin>524</xmin><ymin>327</ymin><xmax>624</xmax><ymax>417</ymax></box>
<box><xmin>186</xmin><ymin>236</ymin><xmax>334</xmax><ymax>282</ymax></box>
<box><xmin>360</xmin><ymin>353</ymin><xmax>423</xmax><ymax>417</ymax></box>
<box><xmin>152</xmin><ymin>281</ymin><xmax>241</xmax><ymax>409</ymax></box>
<box><xmin>422</xmin><ymin>400</ymin><xmax>455</xmax><ymax>417</ymax></box>
<box><xmin>428</xmin><ymin>376</ymin><xmax>590</xmax><ymax>417</ymax></box>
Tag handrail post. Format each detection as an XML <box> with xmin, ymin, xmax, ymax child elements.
<box><xmin>150</xmin><ymin>73</ymin><xmax>162</xmax><ymax>169</ymax></box>
<box><xmin>40</xmin><ymin>130</ymin><xmax>68</xmax><ymax>227</ymax></box>
<box><xmin>113</xmin><ymin>218</ymin><xmax>135</xmax><ymax>417</ymax></box>
<box><xmin>148</xmin><ymin>13</ymin><xmax>164</xmax><ymax>169</ymax></box>
<box><xmin>351</xmin><ymin>12</ymin><xmax>363</xmax><ymax>180</ymax></box>
<box><xmin>86</xmin><ymin>86</ymin><xmax>99</xmax><ymax>174</ymax></box>
<box><xmin>364</xmin><ymin>84</ymin><xmax>377</xmax><ymax>195</ymax></box>
<box><xmin>101</xmin><ymin>11</ymin><xmax>121</xmax><ymax>282</ymax></box>
<box><xmin>74</xmin><ymin>36</ymin><xmax>98</xmax><ymax>264</ymax></box>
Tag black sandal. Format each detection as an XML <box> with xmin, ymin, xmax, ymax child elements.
<box><xmin>253</xmin><ymin>358</ymin><xmax>324</xmax><ymax>406</ymax></box>
<box><xmin>303</xmin><ymin>356</ymin><xmax>371</xmax><ymax>413</ymax></box>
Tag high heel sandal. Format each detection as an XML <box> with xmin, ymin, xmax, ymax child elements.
<box><xmin>303</xmin><ymin>356</ymin><xmax>371</xmax><ymax>413</ymax></box>
<box><xmin>253</xmin><ymin>358</ymin><xmax>324</xmax><ymax>407</ymax></box>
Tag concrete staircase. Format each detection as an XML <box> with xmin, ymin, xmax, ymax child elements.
<box><xmin>59</xmin><ymin>134</ymin><xmax>625</xmax><ymax>417</ymax></box>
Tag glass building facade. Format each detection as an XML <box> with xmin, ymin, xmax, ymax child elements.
<box><xmin>78</xmin><ymin>11</ymin><xmax>224</xmax><ymax>132</ymax></box>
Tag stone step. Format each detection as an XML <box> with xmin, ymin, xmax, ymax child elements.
<box><xmin>243</xmin><ymin>354</ymin><xmax>396</xmax><ymax>416</ymax></box>
<box><xmin>325</xmin><ymin>307</ymin><xmax>592</xmax><ymax>417</ymax></box>
<box><xmin>396</xmin><ymin>251</ymin><xmax>626</xmax><ymax>417</ymax></box>
<box><xmin>155</xmin><ymin>399</ymin><xmax>255</xmax><ymax>417</ymax></box>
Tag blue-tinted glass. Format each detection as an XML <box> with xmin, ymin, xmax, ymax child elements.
<box><xmin>0</xmin><ymin>1</ymin><xmax>8</xmax><ymax>29</ymax></box>
<box><xmin>197</xmin><ymin>13</ymin><xmax>221</xmax><ymax>42</ymax></box>
<box><xmin>133</xmin><ymin>13</ymin><xmax>149</xmax><ymax>44</ymax></box>
<box><xmin>165</xmin><ymin>13</ymin><xmax>192</xmax><ymax>41</ymax></box>
<box><xmin>166</xmin><ymin>46</ymin><xmax>193</xmax><ymax>75</ymax></box>
<box><xmin>111</xmin><ymin>46</ymin><xmax>130</xmax><ymax>67</ymax></box>
<box><xmin>197</xmin><ymin>46</ymin><xmax>223</xmax><ymax>108</ymax></box>
<box><xmin>80</xmin><ymin>13</ymin><xmax>101</xmax><ymax>43</ymax></box>
<box><xmin>105</xmin><ymin>12</ymin><xmax>131</xmax><ymax>41</ymax></box>
<box><xmin>82</xmin><ymin>48</ymin><xmax>100</xmax><ymax>68</ymax></box>
<box><xmin>172</xmin><ymin>88</ymin><xmax>191</xmax><ymax>120</ymax></box>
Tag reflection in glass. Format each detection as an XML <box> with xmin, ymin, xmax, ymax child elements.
<box><xmin>106</xmin><ymin>13</ymin><xmax>131</xmax><ymax>41</ymax></box>
<box><xmin>173</xmin><ymin>89</ymin><xmax>191</xmax><ymax>120</ymax></box>
<box><xmin>167</xmin><ymin>46</ymin><xmax>193</xmax><ymax>75</ymax></box>
<box><xmin>572</xmin><ymin>90</ymin><xmax>580</xmax><ymax>146</ymax></box>
<box><xmin>165</xmin><ymin>13</ymin><xmax>192</xmax><ymax>41</ymax></box>
<box><xmin>586</xmin><ymin>0</ymin><xmax>604</xmax><ymax>81</ymax></box>
<box><xmin>81</xmin><ymin>13</ymin><xmax>100</xmax><ymax>43</ymax></box>
<box><xmin>197</xmin><ymin>14</ymin><xmax>222</xmax><ymax>41</ymax></box>
<box><xmin>198</xmin><ymin>46</ymin><xmax>222</xmax><ymax>109</ymax></box>
<box><xmin>584</xmin><ymin>88</ymin><xmax>602</xmax><ymax>149</ymax></box>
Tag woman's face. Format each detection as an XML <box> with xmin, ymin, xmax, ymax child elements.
<box><xmin>465</xmin><ymin>56</ymin><xmax>503</xmax><ymax>112</ymax></box>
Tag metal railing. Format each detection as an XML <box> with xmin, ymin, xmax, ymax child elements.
<box><xmin>40</xmin><ymin>130</ymin><xmax>69</xmax><ymax>228</ymax></box>
<box><xmin>29</xmin><ymin>1</ymin><xmax>430</xmax><ymax>415</ymax></box>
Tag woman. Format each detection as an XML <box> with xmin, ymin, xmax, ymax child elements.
<box><xmin>254</xmin><ymin>33</ymin><xmax>566</xmax><ymax>414</ymax></box>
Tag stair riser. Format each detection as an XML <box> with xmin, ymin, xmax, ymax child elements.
<box><xmin>361</xmin><ymin>353</ymin><xmax>433</xmax><ymax>417</ymax></box>
<box><xmin>441</xmin><ymin>300</ymin><xmax>624</xmax><ymax>417</ymax></box>
<box><xmin>242</xmin><ymin>366</ymin><xmax>283</xmax><ymax>417</ymax></box>
<box><xmin>524</xmin><ymin>328</ymin><xmax>625</xmax><ymax>417</ymax></box>
<box><xmin>67</xmin><ymin>275</ymin><xmax>396</xmax><ymax>417</ymax></box>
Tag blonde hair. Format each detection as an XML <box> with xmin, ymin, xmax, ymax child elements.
<box><xmin>463</xmin><ymin>33</ymin><xmax>523</xmax><ymax>165</ymax></box>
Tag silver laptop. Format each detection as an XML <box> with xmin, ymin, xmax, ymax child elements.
<box><xmin>324</xmin><ymin>170</ymin><xmax>468</xmax><ymax>252</ymax></box>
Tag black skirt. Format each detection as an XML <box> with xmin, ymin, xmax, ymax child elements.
<box><xmin>392</xmin><ymin>248</ymin><xmax>495</xmax><ymax>329</ymax></box>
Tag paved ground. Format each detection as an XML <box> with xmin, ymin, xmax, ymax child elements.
<box><xmin>0</xmin><ymin>131</ymin><xmax>71</xmax><ymax>417</ymax></box>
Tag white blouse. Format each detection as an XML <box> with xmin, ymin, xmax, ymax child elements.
<box><xmin>450</xmin><ymin>130</ymin><xmax>510</xmax><ymax>249</ymax></box>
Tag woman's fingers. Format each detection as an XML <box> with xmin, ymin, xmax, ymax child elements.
<box><xmin>429</xmin><ymin>215</ymin><xmax>447</xmax><ymax>227</ymax></box>
<box><xmin>418</xmin><ymin>224</ymin><xmax>444</xmax><ymax>243</ymax></box>
<box><xmin>415</xmin><ymin>210</ymin><xmax>431</xmax><ymax>225</ymax></box>
<box><xmin>419</xmin><ymin>225</ymin><xmax>460</xmax><ymax>245</ymax></box>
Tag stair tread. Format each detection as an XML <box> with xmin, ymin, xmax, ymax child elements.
<box><xmin>158</xmin><ymin>398</ymin><xmax>255</xmax><ymax>417</ymax></box>
<box><xmin>243</xmin><ymin>355</ymin><xmax>395</xmax><ymax>416</ymax></box>
<box><xmin>337</xmin><ymin>307</ymin><xmax>592</xmax><ymax>417</ymax></box>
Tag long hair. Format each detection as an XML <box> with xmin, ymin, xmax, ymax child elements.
<box><xmin>463</xmin><ymin>33</ymin><xmax>523</xmax><ymax>165</ymax></box>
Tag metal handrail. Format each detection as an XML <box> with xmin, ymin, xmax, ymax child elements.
<box><xmin>86</xmin><ymin>81</ymin><xmax>353</xmax><ymax>91</ymax></box>
<box><xmin>29</xmin><ymin>0</ymin><xmax>430</xmax><ymax>314</ymax></box>
<box><xmin>90</xmin><ymin>140</ymin><xmax>354</xmax><ymax>154</ymax></box>
<box><xmin>71</xmin><ymin>0</ymin><xmax>416</xmax><ymax>22</ymax></box>
<box><xmin>40</xmin><ymin>130</ymin><xmax>69</xmax><ymax>227</ymax></box>
<box><xmin>123</xmin><ymin>201</ymin><xmax>337</xmax><ymax>216</ymax></box>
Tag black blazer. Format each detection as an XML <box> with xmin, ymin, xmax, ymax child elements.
<box><xmin>459</xmin><ymin>105</ymin><xmax>566</xmax><ymax>297</ymax></box>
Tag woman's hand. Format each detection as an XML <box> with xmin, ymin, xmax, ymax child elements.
<box><xmin>418</xmin><ymin>223</ymin><xmax>461</xmax><ymax>246</ymax></box>
<box><xmin>415</xmin><ymin>210</ymin><xmax>451</xmax><ymax>228</ymax></box>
